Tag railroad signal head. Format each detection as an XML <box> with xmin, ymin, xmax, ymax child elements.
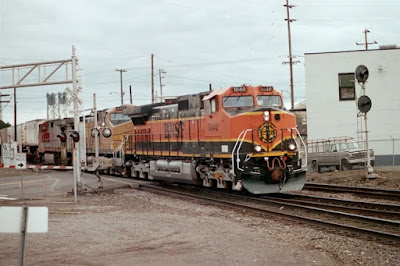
<box><xmin>70</xmin><ymin>131</ymin><xmax>80</xmax><ymax>142</ymax></box>
<box><xmin>355</xmin><ymin>65</ymin><xmax>369</xmax><ymax>83</ymax></box>
<box><xmin>358</xmin><ymin>95</ymin><xmax>372</xmax><ymax>113</ymax></box>
<box><xmin>57</xmin><ymin>132</ymin><xmax>67</xmax><ymax>142</ymax></box>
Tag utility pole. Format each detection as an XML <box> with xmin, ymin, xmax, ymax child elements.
<box><xmin>159</xmin><ymin>69</ymin><xmax>166</xmax><ymax>102</ymax></box>
<box><xmin>151</xmin><ymin>54</ymin><xmax>154</xmax><ymax>103</ymax></box>
<box><xmin>129</xmin><ymin>85</ymin><xmax>132</xmax><ymax>104</ymax></box>
<box><xmin>115</xmin><ymin>69</ymin><xmax>127</xmax><ymax>105</ymax></box>
<box><xmin>356</xmin><ymin>29</ymin><xmax>378</xmax><ymax>50</ymax></box>
<box><xmin>0</xmin><ymin>93</ymin><xmax>10</xmax><ymax>121</ymax></box>
<box><xmin>14</xmin><ymin>87</ymin><xmax>16</xmax><ymax>142</ymax></box>
<box><xmin>283</xmin><ymin>0</ymin><xmax>300</xmax><ymax>110</ymax></box>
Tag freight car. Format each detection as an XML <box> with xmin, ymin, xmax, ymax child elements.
<box><xmin>0</xmin><ymin>119</ymin><xmax>45</xmax><ymax>162</ymax></box>
<box><xmin>123</xmin><ymin>85</ymin><xmax>307</xmax><ymax>194</ymax></box>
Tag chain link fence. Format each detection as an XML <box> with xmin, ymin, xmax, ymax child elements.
<box><xmin>369</xmin><ymin>138</ymin><xmax>400</xmax><ymax>166</ymax></box>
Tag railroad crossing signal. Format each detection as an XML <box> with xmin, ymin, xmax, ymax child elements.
<box><xmin>57</xmin><ymin>132</ymin><xmax>67</xmax><ymax>142</ymax></box>
<box><xmin>65</xmin><ymin>87</ymin><xmax>82</xmax><ymax>106</ymax></box>
<box><xmin>70</xmin><ymin>131</ymin><xmax>80</xmax><ymax>142</ymax></box>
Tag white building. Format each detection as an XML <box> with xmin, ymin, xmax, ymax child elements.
<box><xmin>305</xmin><ymin>47</ymin><xmax>400</xmax><ymax>165</ymax></box>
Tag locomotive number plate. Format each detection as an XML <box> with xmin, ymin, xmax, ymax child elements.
<box><xmin>232</xmin><ymin>86</ymin><xmax>247</xmax><ymax>92</ymax></box>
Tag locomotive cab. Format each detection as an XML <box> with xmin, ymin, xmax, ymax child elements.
<box><xmin>202</xmin><ymin>85</ymin><xmax>307</xmax><ymax>194</ymax></box>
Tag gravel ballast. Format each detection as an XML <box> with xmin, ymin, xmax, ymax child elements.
<box><xmin>1</xmin><ymin>167</ymin><xmax>400</xmax><ymax>265</ymax></box>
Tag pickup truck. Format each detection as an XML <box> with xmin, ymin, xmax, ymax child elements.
<box><xmin>308</xmin><ymin>139</ymin><xmax>375</xmax><ymax>172</ymax></box>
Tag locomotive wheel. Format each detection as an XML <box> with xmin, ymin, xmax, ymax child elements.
<box><xmin>143</xmin><ymin>172</ymin><xmax>149</xmax><ymax>179</ymax></box>
<box><xmin>125</xmin><ymin>166</ymin><xmax>132</xmax><ymax>178</ymax></box>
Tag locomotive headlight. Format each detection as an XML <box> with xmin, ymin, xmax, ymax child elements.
<box><xmin>288</xmin><ymin>142</ymin><xmax>296</xmax><ymax>151</ymax></box>
<box><xmin>254</xmin><ymin>145</ymin><xmax>262</xmax><ymax>152</ymax></box>
<box><xmin>102</xmin><ymin>128</ymin><xmax>112</xmax><ymax>138</ymax></box>
<box><xmin>263</xmin><ymin>111</ymin><xmax>270</xmax><ymax>121</ymax></box>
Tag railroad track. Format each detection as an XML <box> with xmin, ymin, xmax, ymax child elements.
<box><xmin>268</xmin><ymin>193</ymin><xmax>400</xmax><ymax>220</ymax></box>
<box><xmin>304</xmin><ymin>183</ymin><xmax>400</xmax><ymax>201</ymax></box>
<box><xmin>134</xmin><ymin>183</ymin><xmax>400</xmax><ymax>245</ymax></box>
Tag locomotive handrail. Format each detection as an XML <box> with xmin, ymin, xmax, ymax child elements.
<box><xmin>231</xmin><ymin>129</ymin><xmax>253</xmax><ymax>173</ymax></box>
<box><xmin>285</xmin><ymin>127</ymin><xmax>307</xmax><ymax>170</ymax></box>
<box><xmin>113</xmin><ymin>134</ymin><xmax>128</xmax><ymax>161</ymax></box>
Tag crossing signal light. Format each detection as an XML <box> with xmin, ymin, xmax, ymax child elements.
<box><xmin>57</xmin><ymin>132</ymin><xmax>67</xmax><ymax>142</ymax></box>
<box><xmin>70</xmin><ymin>131</ymin><xmax>80</xmax><ymax>142</ymax></box>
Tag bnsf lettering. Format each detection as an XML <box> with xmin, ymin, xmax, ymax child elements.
<box><xmin>164</xmin><ymin>121</ymin><xmax>184</xmax><ymax>138</ymax></box>
<box><xmin>136</xmin><ymin>129</ymin><xmax>149</xmax><ymax>142</ymax></box>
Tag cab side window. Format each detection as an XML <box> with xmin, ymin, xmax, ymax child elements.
<box><xmin>205</xmin><ymin>98</ymin><xmax>219</xmax><ymax>115</ymax></box>
<box><xmin>211</xmin><ymin>99</ymin><xmax>218</xmax><ymax>113</ymax></box>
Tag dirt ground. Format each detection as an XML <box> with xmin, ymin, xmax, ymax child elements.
<box><xmin>306</xmin><ymin>166</ymin><xmax>400</xmax><ymax>190</ymax></box>
<box><xmin>1</xmin><ymin>167</ymin><xmax>400</xmax><ymax>265</ymax></box>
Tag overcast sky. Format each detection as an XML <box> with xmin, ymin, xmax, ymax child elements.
<box><xmin>1</xmin><ymin>0</ymin><xmax>399</xmax><ymax>124</ymax></box>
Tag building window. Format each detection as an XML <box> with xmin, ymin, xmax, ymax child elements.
<box><xmin>338</xmin><ymin>73</ymin><xmax>355</xmax><ymax>101</ymax></box>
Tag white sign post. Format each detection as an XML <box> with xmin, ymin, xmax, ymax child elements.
<box><xmin>15</xmin><ymin>153</ymin><xmax>27</xmax><ymax>170</ymax></box>
<box><xmin>15</xmin><ymin>153</ymin><xmax>27</xmax><ymax>199</ymax></box>
<box><xmin>0</xmin><ymin>206</ymin><xmax>48</xmax><ymax>266</ymax></box>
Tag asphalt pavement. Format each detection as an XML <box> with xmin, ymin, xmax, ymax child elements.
<box><xmin>0</xmin><ymin>170</ymin><xmax>132</xmax><ymax>201</ymax></box>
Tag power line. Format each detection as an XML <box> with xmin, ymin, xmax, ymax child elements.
<box><xmin>298</xmin><ymin>5</ymin><xmax>400</xmax><ymax>8</ymax></box>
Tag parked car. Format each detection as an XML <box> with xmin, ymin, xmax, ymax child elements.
<box><xmin>307</xmin><ymin>137</ymin><xmax>375</xmax><ymax>172</ymax></box>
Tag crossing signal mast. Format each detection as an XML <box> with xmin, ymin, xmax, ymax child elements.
<box><xmin>0</xmin><ymin>45</ymin><xmax>83</xmax><ymax>204</ymax></box>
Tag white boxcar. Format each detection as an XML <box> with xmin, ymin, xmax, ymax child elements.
<box><xmin>12</xmin><ymin>119</ymin><xmax>45</xmax><ymax>154</ymax></box>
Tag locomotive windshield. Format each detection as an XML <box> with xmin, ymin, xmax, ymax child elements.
<box><xmin>222</xmin><ymin>96</ymin><xmax>254</xmax><ymax>108</ymax></box>
<box><xmin>256</xmin><ymin>95</ymin><xmax>283</xmax><ymax>108</ymax></box>
<box><xmin>110</xmin><ymin>113</ymin><xmax>130</xmax><ymax>125</ymax></box>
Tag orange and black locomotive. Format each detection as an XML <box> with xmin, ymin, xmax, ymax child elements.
<box><xmin>123</xmin><ymin>85</ymin><xmax>307</xmax><ymax>194</ymax></box>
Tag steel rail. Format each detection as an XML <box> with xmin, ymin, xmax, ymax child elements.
<box><xmin>138</xmin><ymin>183</ymin><xmax>400</xmax><ymax>243</ymax></box>
<box><xmin>262</xmin><ymin>196</ymin><xmax>400</xmax><ymax>219</ymax></box>
<box><xmin>280</xmin><ymin>193</ymin><xmax>400</xmax><ymax>211</ymax></box>
<box><xmin>304</xmin><ymin>183</ymin><xmax>400</xmax><ymax>199</ymax></box>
